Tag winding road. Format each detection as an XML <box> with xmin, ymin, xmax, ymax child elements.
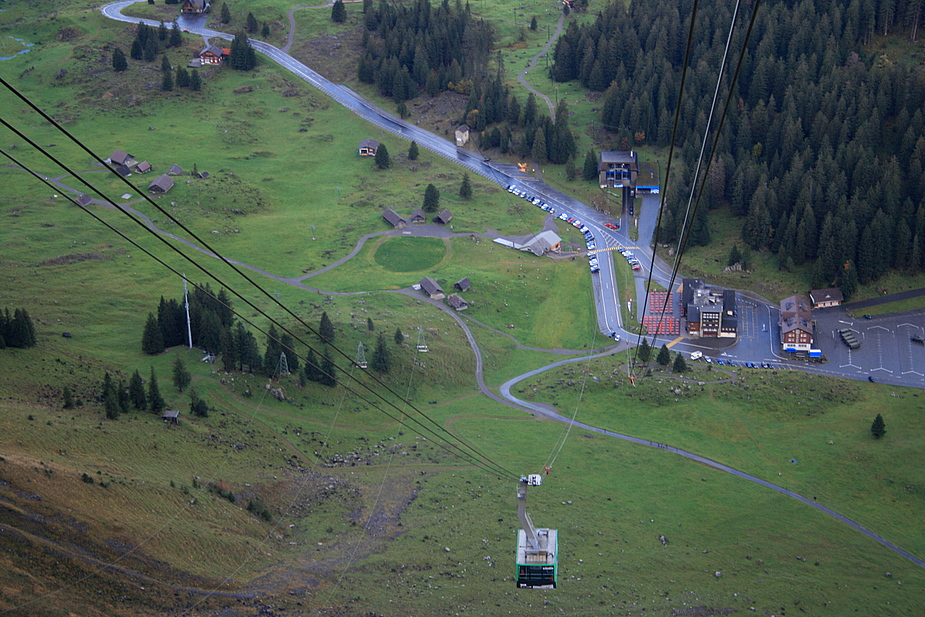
<box><xmin>91</xmin><ymin>1</ymin><xmax>925</xmax><ymax>570</ymax></box>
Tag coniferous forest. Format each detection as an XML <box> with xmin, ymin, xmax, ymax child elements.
<box><xmin>552</xmin><ymin>0</ymin><xmax>925</xmax><ymax>296</ymax></box>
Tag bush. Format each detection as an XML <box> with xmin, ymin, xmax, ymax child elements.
<box><xmin>81</xmin><ymin>472</ymin><xmax>94</xmax><ymax>484</ymax></box>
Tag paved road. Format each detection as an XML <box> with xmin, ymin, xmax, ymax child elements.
<box><xmin>97</xmin><ymin>2</ymin><xmax>925</xmax><ymax>570</ymax></box>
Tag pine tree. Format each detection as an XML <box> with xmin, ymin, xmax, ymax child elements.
<box><xmin>117</xmin><ymin>380</ymin><xmax>130</xmax><ymax>414</ymax></box>
<box><xmin>161</xmin><ymin>69</ymin><xmax>174</xmax><ymax>91</ymax></box>
<box><xmin>375</xmin><ymin>142</ymin><xmax>391</xmax><ymax>169</ymax></box>
<box><xmin>104</xmin><ymin>389</ymin><xmax>120</xmax><ymax>420</ymax></box>
<box><xmin>161</xmin><ymin>54</ymin><xmax>171</xmax><ymax>73</ymax></box>
<box><xmin>408</xmin><ymin>141</ymin><xmax>419</xmax><ymax>160</ymax></box>
<box><xmin>148</xmin><ymin>367</ymin><xmax>166</xmax><ymax>414</ymax></box>
<box><xmin>169</xmin><ymin>22</ymin><xmax>182</xmax><ymax>47</ymax></box>
<box><xmin>175</xmin><ymin>66</ymin><xmax>189</xmax><ymax>88</ymax></box>
<box><xmin>262</xmin><ymin>22</ymin><xmax>270</xmax><ymax>38</ymax></box>
<box><xmin>264</xmin><ymin>325</ymin><xmax>283</xmax><ymax>376</ymax></box>
<box><xmin>331</xmin><ymin>0</ymin><xmax>347</xmax><ymax>23</ymax></box>
<box><xmin>129</xmin><ymin>369</ymin><xmax>147</xmax><ymax>410</ymax></box>
<box><xmin>637</xmin><ymin>338</ymin><xmax>651</xmax><ymax>363</ymax></box>
<box><xmin>459</xmin><ymin>172</ymin><xmax>472</xmax><ymax>199</ymax></box>
<box><xmin>394</xmin><ymin>327</ymin><xmax>404</xmax><ymax>345</ymax></box>
<box><xmin>319</xmin><ymin>350</ymin><xmax>337</xmax><ymax>386</ymax></box>
<box><xmin>319</xmin><ymin>311</ymin><xmax>335</xmax><ymax>343</ymax></box>
<box><xmin>280</xmin><ymin>333</ymin><xmax>299</xmax><ymax>373</ymax></box>
<box><xmin>190</xmin><ymin>387</ymin><xmax>209</xmax><ymax>417</ymax></box>
<box><xmin>303</xmin><ymin>348</ymin><xmax>321</xmax><ymax>382</ymax></box>
<box><xmin>656</xmin><ymin>344</ymin><xmax>671</xmax><ymax>366</ymax></box>
<box><xmin>367</xmin><ymin>317</ymin><xmax>375</xmax><ymax>331</ymax></box>
<box><xmin>157</xmin><ymin>21</ymin><xmax>168</xmax><ymax>41</ymax></box>
<box><xmin>112</xmin><ymin>48</ymin><xmax>127</xmax><ymax>72</ymax></box>
<box><xmin>143</xmin><ymin>36</ymin><xmax>158</xmax><ymax>62</ymax></box>
<box><xmin>583</xmin><ymin>149</ymin><xmax>598</xmax><ymax>181</ymax></box>
<box><xmin>371</xmin><ymin>333</ymin><xmax>392</xmax><ymax>373</ymax></box>
<box><xmin>221</xmin><ymin>2</ymin><xmax>231</xmax><ymax>24</ymax></box>
<box><xmin>728</xmin><ymin>244</ymin><xmax>743</xmax><ymax>267</ymax></box>
<box><xmin>565</xmin><ymin>156</ymin><xmax>577</xmax><ymax>181</ymax></box>
<box><xmin>172</xmin><ymin>356</ymin><xmax>191</xmax><ymax>391</ymax></box>
<box><xmin>229</xmin><ymin>31</ymin><xmax>256</xmax><ymax>71</ymax></box>
<box><xmin>190</xmin><ymin>70</ymin><xmax>202</xmax><ymax>91</ymax></box>
<box><xmin>672</xmin><ymin>353</ymin><xmax>688</xmax><ymax>373</ymax></box>
<box><xmin>130</xmin><ymin>38</ymin><xmax>143</xmax><ymax>61</ymax></box>
<box><xmin>142</xmin><ymin>313</ymin><xmax>165</xmax><ymax>355</ymax></box>
<box><xmin>423</xmin><ymin>184</ymin><xmax>440</xmax><ymax>212</ymax></box>
<box><xmin>530</xmin><ymin>16</ymin><xmax>538</xmax><ymax>30</ymax></box>
<box><xmin>63</xmin><ymin>386</ymin><xmax>74</xmax><ymax>410</ymax></box>
<box><xmin>8</xmin><ymin>308</ymin><xmax>36</xmax><ymax>348</ymax></box>
<box><xmin>246</xmin><ymin>12</ymin><xmax>259</xmax><ymax>33</ymax></box>
<box><xmin>870</xmin><ymin>413</ymin><xmax>886</xmax><ymax>439</ymax></box>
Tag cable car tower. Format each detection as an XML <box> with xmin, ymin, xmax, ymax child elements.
<box><xmin>356</xmin><ymin>342</ymin><xmax>368</xmax><ymax>369</ymax></box>
<box><xmin>515</xmin><ymin>474</ymin><xmax>558</xmax><ymax>588</ymax></box>
<box><xmin>416</xmin><ymin>327</ymin><xmax>429</xmax><ymax>353</ymax></box>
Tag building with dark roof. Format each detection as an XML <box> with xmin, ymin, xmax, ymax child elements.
<box><xmin>382</xmin><ymin>208</ymin><xmax>406</xmax><ymax>229</ymax></box>
<box><xmin>419</xmin><ymin>277</ymin><xmax>445</xmax><ymax>300</ymax></box>
<box><xmin>410</xmin><ymin>208</ymin><xmax>427</xmax><ymax>224</ymax></box>
<box><xmin>682</xmin><ymin>278</ymin><xmax>737</xmax><ymax>339</ymax></box>
<box><xmin>809</xmin><ymin>288</ymin><xmax>844</xmax><ymax>309</ymax></box>
<box><xmin>148</xmin><ymin>174</ymin><xmax>174</xmax><ymax>194</ymax></box>
<box><xmin>454</xmin><ymin>277</ymin><xmax>471</xmax><ymax>292</ymax></box>
<box><xmin>358</xmin><ymin>139</ymin><xmax>379</xmax><ymax>156</ymax></box>
<box><xmin>447</xmin><ymin>294</ymin><xmax>468</xmax><ymax>311</ymax></box>
<box><xmin>434</xmin><ymin>209</ymin><xmax>453</xmax><ymax>225</ymax></box>
<box><xmin>598</xmin><ymin>151</ymin><xmax>638</xmax><ymax>191</ymax></box>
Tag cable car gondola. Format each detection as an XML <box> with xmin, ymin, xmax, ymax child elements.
<box><xmin>515</xmin><ymin>474</ymin><xmax>558</xmax><ymax>588</ymax></box>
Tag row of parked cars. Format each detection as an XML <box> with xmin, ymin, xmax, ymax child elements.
<box><xmin>616</xmin><ymin>247</ymin><xmax>642</xmax><ymax>271</ymax></box>
<box><xmin>507</xmin><ymin>184</ymin><xmax>616</xmax><ymax>276</ymax></box>
<box><xmin>702</xmin><ymin>357</ymin><xmax>774</xmax><ymax>368</ymax></box>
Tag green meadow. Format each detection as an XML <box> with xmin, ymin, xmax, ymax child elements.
<box><xmin>0</xmin><ymin>2</ymin><xmax>924</xmax><ymax>616</ymax></box>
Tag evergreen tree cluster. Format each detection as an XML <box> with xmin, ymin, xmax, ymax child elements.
<box><xmin>356</xmin><ymin>0</ymin><xmax>493</xmax><ymax>102</ymax></box>
<box><xmin>229</xmin><ymin>31</ymin><xmax>257</xmax><ymax>71</ymax></box>
<box><xmin>0</xmin><ymin>308</ymin><xmax>37</xmax><ymax>349</ymax></box>
<box><xmin>552</xmin><ymin>0</ymin><xmax>925</xmax><ymax>295</ymax></box>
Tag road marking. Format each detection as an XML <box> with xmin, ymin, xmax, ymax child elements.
<box><xmin>665</xmin><ymin>337</ymin><xmax>684</xmax><ymax>348</ymax></box>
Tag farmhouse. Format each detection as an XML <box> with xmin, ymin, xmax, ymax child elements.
<box><xmin>358</xmin><ymin>139</ymin><xmax>379</xmax><ymax>156</ymax></box>
<box><xmin>779</xmin><ymin>295</ymin><xmax>813</xmax><ymax>352</ymax></box>
<box><xmin>809</xmin><ymin>288</ymin><xmax>844</xmax><ymax>309</ymax></box>
<box><xmin>434</xmin><ymin>209</ymin><xmax>453</xmax><ymax>225</ymax></box>
<box><xmin>410</xmin><ymin>208</ymin><xmax>427</xmax><ymax>224</ymax></box>
<box><xmin>447</xmin><ymin>294</ymin><xmax>468</xmax><ymax>311</ymax></box>
<box><xmin>148</xmin><ymin>174</ymin><xmax>174</xmax><ymax>194</ymax></box>
<box><xmin>455</xmin><ymin>124</ymin><xmax>470</xmax><ymax>146</ymax></box>
<box><xmin>196</xmin><ymin>44</ymin><xmax>228</xmax><ymax>66</ymax></box>
<box><xmin>109</xmin><ymin>149</ymin><xmax>136</xmax><ymax>167</ymax></box>
<box><xmin>419</xmin><ymin>277</ymin><xmax>445</xmax><ymax>300</ymax></box>
<box><xmin>181</xmin><ymin>0</ymin><xmax>209</xmax><ymax>14</ymax></box>
<box><xmin>382</xmin><ymin>208</ymin><xmax>406</xmax><ymax>229</ymax></box>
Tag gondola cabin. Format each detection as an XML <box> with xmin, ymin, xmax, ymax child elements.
<box><xmin>516</xmin><ymin>528</ymin><xmax>558</xmax><ymax>588</ymax></box>
<box><xmin>515</xmin><ymin>474</ymin><xmax>558</xmax><ymax>588</ymax></box>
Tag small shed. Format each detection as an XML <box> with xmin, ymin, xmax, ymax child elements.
<box><xmin>434</xmin><ymin>209</ymin><xmax>453</xmax><ymax>225</ymax></box>
<box><xmin>114</xmin><ymin>164</ymin><xmax>132</xmax><ymax>178</ymax></box>
<box><xmin>161</xmin><ymin>409</ymin><xmax>180</xmax><ymax>425</ymax></box>
<box><xmin>148</xmin><ymin>174</ymin><xmax>175</xmax><ymax>194</ymax></box>
<box><xmin>167</xmin><ymin>164</ymin><xmax>184</xmax><ymax>176</ymax></box>
<box><xmin>410</xmin><ymin>208</ymin><xmax>427</xmax><ymax>224</ymax></box>
<box><xmin>75</xmin><ymin>193</ymin><xmax>93</xmax><ymax>207</ymax></box>
<box><xmin>134</xmin><ymin>161</ymin><xmax>152</xmax><ymax>174</ymax></box>
<box><xmin>455</xmin><ymin>124</ymin><xmax>470</xmax><ymax>147</ymax></box>
<box><xmin>196</xmin><ymin>171</ymin><xmax>210</xmax><ymax>179</ymax></box>
<box><xmin>447</xmin><ymin>294</ymin><xmax>468</xmax><ymax>311</ymax></box>
<box><xmin>382</xmin><ymin>208</ymin><xmax>406</xmax><ymax>229</ymax></box>
<box><xmin>454</xmin><ymin>277</ymin><xmax>471</xmax><ymax>292</ymax></box>
<box><xmin>358</xmin><ymin>139</ymin><xmax>379</xmax><ymax>156</ymax></box>
<box><xmin>419</xmin><ymin>276</ymin><xmax>445</xmax><ymax>300</ymax></box>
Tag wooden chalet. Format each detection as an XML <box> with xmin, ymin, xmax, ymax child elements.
<box><xmin>447</xmin><ymin>294</ymin><xmax>468</xmax><ymax>311</ymax></box>
<box><xmin>148</xmin><ymin>174</ymin><xmax>175</xmax><ymax>194</ymax></box>
<box><xmin>167</xmin><ymin>164</ymin><xmax>184</xmax><ymax>176</ymax></box>
<box><xmin>75</xmin><ymin>193</ymin><xmax>93</xmax><ymax>207</ymax></box>
<box><xmin>779</xmin><ymin>295</ymin><xmax>813</xmax><ymax>352</ymax></box>
<box><xmin>419</xmin><ymin>277</ymin><xmax>445</xmax><ymax>300</ymax></box>
<box><xmin>161</xmin><ymin>409</ymin><xmax>180</xmax><ymax>425</ymax></box>
<box><xmin>134</xmin><ymin>161</ymin><xmax>152</xmax><ymax>174</ymax></box>
<box><xmin>410</xmin><ymin>208</ymin><xmax>427</xmax><ymax>224</ymax></box>
<box><xmin>382</xmin><ymin>208</ymin><xmax>406</xmax><ymax>229</ymax></box>
<box><xmin>358</xmin><ymin>139</ymin><xmax>379</xmax><ymax>156</ymax></box>
<box><xmin>434</xmin><ymin>209</ymin><xmax>453</xmax><ymax>225</ymax></box>
<box><xmin>197</xmin><ymin>44</ymin><xmax>228</xmax><ymax>65</ymax></box>
<box><xmin>110</xmin><ymin>149</ymin><xmax>136</xmax><ymax>167</ymax></box>
<box><xmin>181</xmin><ymin>0</ymin><xmax>209</xmax><ymax>15</ymax></box>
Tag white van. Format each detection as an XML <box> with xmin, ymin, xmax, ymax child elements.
<box><xmin>690</xmin><ymin>351</ymin><xmax>703</xmax><ymax>360</ymax></box>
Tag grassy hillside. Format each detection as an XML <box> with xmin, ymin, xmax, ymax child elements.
<box><xmin>1</xmin><ymin>2</ymin><xmax>924</xmax><ymax>617</ymax></box>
